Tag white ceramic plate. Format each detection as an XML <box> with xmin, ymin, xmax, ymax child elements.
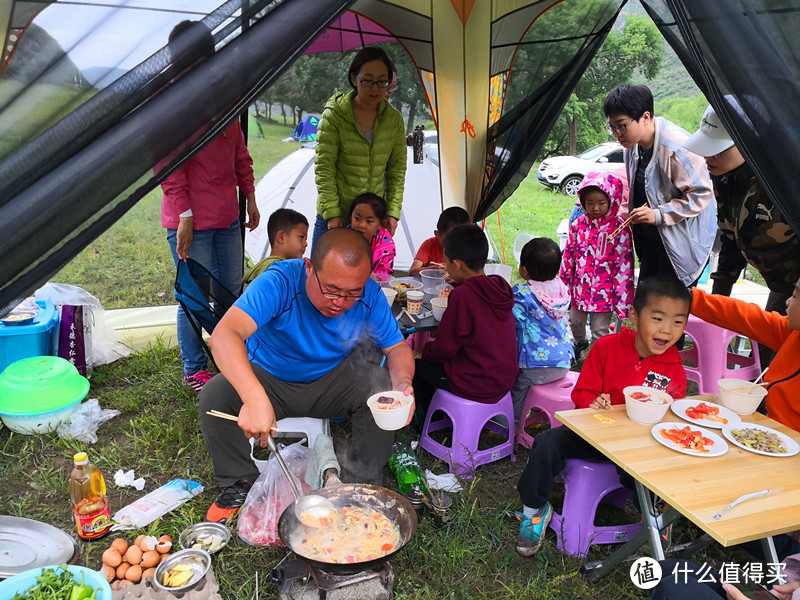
<box><xmin>651</xmin><ymin>422</ymin><xmax>728</xmax><ymax>457</ymax></box>
<box><xmin>670</xmin><ymin>399</ymin><xmax>741</xmax><ymax>429</ymax></box>
<box><xmin>721</xmin><ymin>423</ymin><xmax>800</xmax><ymax>457</ymax></box>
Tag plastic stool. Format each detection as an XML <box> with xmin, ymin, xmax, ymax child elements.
<box><xmin>274</xmin><ymin>417</ymin><xmax>330</xmax><ymax>448</ymax></box>
<box><xmin>420</xmin><ymin>389</ymin><xmax>516</xmax><ymax>478</ymax></box>
<box><xmin>515</xmin><ymin>371</ymin><xmax>579</xmax><ymax>450</ymax></box>
<box><xmin>549</xmin><ymin>459</ymin><xmax>640</xmax><ymax>557</ymax></box>
<box><xmin>680</xmin><ymin>315</ymin><xmax>762</xmax><ymax>394</ymax></box>
<box><xmin>405</xmin><ymin>331</ymin><xmax>431</xmax><ymax>352</ymax></box>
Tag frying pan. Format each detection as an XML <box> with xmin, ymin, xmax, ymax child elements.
<box><xmin>277</xmin><ymin>480</ymin><xmax>418</xmax><ymax>575</ymax></box>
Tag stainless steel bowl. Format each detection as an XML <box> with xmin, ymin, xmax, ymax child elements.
<box><xmin>152</xmin><ymin>548</ymin><xmax>211</xmax><ymax>593</ymax></box>
<box><xmin>178</xmin><ymin>521</ymin><xmax>231</xmax><ymax>554</ymax></box>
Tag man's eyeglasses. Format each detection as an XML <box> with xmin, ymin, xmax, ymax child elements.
<box><xmin>313</xmin><ymin>269</ymin><xmax>363</xmax><ymax>301</ymax></box>
<box><xmin>604</xmin><ymin>118</ymin><xmax>636</xmax><ymax>135</ymax></box>
<box><xmin>353</xmin><ymin>73</ymin><xmax>391</xmax><ymax>89</ymax></box>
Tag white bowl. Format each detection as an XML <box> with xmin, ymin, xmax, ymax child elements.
<box><xmin>717</xmin><ymin>378</ymin><xmax>767</xmax><ymax>415</ymax></box>
<box><xmin>367</xmin><ymin>390</ymin><xmax>414</xmax><ymax>431</ymax></box>
<box><xmin>430</xmin><ymin>297</ymin><xmax>448</xmax><ymax>321</ymax></box>
<box><xmin>623</xmin><ymin>386</ymin><xmax>673</xmax><ymax>425</ymax></box>
<box><xmin>381</xmin><ymin>287</ymin><xmax>397</xmax><ymax>306</ymax></box>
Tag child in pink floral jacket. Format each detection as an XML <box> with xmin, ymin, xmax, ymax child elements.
<box><xmin>560</xmin><ymin>170</ymin><xmax>634</xmax><ymax>358</ymax></box>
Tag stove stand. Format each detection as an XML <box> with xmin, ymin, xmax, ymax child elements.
<box><xmin>272</xmin><ymin>559</ymin><xmax>394</xmax><ymax>600</ymax></box>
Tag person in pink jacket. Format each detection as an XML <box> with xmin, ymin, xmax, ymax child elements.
<box><xmin>560</xmin><ymin>170</ymin><xmax>634</xmax><ymax>358</ymax></box>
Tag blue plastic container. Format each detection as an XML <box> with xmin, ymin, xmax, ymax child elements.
<box><xmin>0</xmin><ymin>565</ymin><xmax>112</xmax><ymax>600</ymax></box>
<box><xmin>0</xmin><ymin>300</ymin><xmax>59</xmax><ymax>374</ymax></box>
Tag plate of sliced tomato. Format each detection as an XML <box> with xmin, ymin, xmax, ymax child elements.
<box><xmin>651</xmin><ymin>422</ymin><xmax>728</xmax><ymax>457</ymax></box>
<box><xmin>670</xmin><ymin>399</ymin><xmax>741</xmax><ymax>429</ymax></box>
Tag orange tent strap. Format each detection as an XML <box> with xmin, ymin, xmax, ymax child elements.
<box><xmin>496</xmin><ymin>210</ymin><xmax>506</xmax><ymax>264</ymax></box>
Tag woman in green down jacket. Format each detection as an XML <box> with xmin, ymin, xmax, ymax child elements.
<box><xmin>312</xmin><ymin>47</ymin><xmax>407</xmax><ymax>245</ymax></box>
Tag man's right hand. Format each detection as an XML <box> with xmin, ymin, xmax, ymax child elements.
<box><xmin>327</xmin><ymin>217</ymin><xmax>343</xmax><ymax>230</ymax></box>
<box><xmin>176</xmin><ymin>216</ymin><xmax>194</xmax><ymax>261</ymax></box>
<box><xmin>237</xmin><ymin>398</ymin><xmax>277</xmax><ymax>447</ymax></box>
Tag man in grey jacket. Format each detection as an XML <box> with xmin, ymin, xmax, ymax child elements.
<box><xmin>603</xmin><ymin>84</ymin><xmax>716</xmax><ymax>287</ymax></box>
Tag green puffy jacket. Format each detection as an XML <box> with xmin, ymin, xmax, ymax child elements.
<box><xmin>314</xmin><ymin>90</ymin><xmax>407</xmax><ymax>222</ymax></box>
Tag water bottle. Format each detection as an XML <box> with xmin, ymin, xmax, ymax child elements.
<box><xmin>69</xmin><ymin>452</ymin><xmax>112</xmax><ymax>540</ymax></box>
<box><xmin>412</xmin><ymin>125</ymin><xmax>424</xmax><ymax>164</ymax></box>
<box><xmin>387</xmin><ymin>442</ymin><xmax>428</xmax><ymax>495</ymax></box>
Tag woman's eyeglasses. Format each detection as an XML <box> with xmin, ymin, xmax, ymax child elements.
<box><xmin>353</xmin><ymin>73</ymin><xmax>391</xmax><ymax>89</ymax></box>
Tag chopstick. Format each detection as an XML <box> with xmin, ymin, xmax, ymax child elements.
<box><xmin>403</xmin><ymin>308</ymin><xmax>417</xmax><ymax>323</ymax></box>
<box><xmin>206</xmin><ymin>410</ymin><xmax>280</xmax><ymax>430</ymax></box>
<box><xmin>608</xmin><ymin>214</ymin><xmax>634</xmax><ymax>241</ymax></box>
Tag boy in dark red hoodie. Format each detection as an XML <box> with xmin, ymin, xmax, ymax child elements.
<box><xmin>515</xmin><ymin>276</ymin><xmax>690</xmax><ymax>556</ymax></box>
<box><xmin>412</xmin><ymin>224</ymin><xmax>518</xmax><ymax>413</ymax></box>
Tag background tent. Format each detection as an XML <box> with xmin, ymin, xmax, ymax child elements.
<box><xmin>291</xmin><ymin>115</ymin><xmax>319</xmax><ymax>142</ymax></box>
<box><xmin>0</xmin><ymin>0</ymin><xmax>799</xmax><ymax>310</ymax></box>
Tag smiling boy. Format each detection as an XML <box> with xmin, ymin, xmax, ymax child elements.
<box><xmin>515</xmin><ymin>276</ymin><xmax>690</xmax><ymax>556</ymax></box>
<box><xmin>603</xmin><ymin>84</ymin><xmax>715</xmax><ymax>287</ymax></box>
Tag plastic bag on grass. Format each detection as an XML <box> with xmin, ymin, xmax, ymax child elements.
<box><xmin>238</xmin><ymin>440</ymin><xmax>311</xmax><ymax>547</ymax></box>
<box><xmin>57</xmin><ymin>398</ymin><xmax>120</xmax><ymax>443</ymax></box>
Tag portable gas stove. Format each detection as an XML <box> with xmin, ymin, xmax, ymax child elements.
<box><xmin>271</xmin><ymin>558</ymin><xmax>394</xmax><ymax>600</ymax></box>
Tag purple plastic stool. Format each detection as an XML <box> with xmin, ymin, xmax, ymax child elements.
<box><xmin>680</xmin><ymin>315</ymin><xmax>762</xmax><ymax>394</ymax></box>
<box><xmin>515</xmin><ymin>371</ymin><xmax>579</xmax><ymax>450</ymax></box>
<box><xmin>420</xmin><ymin>389</ymin><xmax>516</xmax><ymax>478</ymax></box>
<box><xmin>549</xmin><ymin>459</ymin><xmax>640</xmax><ymax>557</ymax></box>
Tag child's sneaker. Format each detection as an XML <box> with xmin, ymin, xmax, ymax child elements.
<box><xmin>185</xmin><ymin>369</ymin><xmax>213</xmax><ymax>392</ymax></box>
<box><xmin>572</xmin><ymin>340</ymin><xmax>589</xmax><ymax>358</ymax></box>
<box><xmin>515</xmin><ymin>503</ymin><xmax>553</xmax><ymax>556</ymax></box>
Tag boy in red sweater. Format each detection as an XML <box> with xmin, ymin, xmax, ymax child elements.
<box><xmin>515</xmin><ymin>276</ymin><xmax>691</xmax><ymax>556</ymax></box>
<box><xmin>412</xmin><ymin>224</ymin><xmax>518</xmax><ymax>413</ymax></box>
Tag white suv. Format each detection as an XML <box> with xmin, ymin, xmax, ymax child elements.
<box><xmin>537</xmin><ymin>142</ymin><xmax>624</xmax><ymax>196</ymax></box>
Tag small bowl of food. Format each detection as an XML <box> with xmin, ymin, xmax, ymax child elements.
<box><xmin>153</xmin><ymin>549</ymin><xmax>211</xmax><ymax>594</ymax></box>
<box><xmin>179</xmin><ymin>521</ymin><xmax>230</xmax><ymax>554</ymax></box>
<box><xmin>367</xmin><ymin>390</ymin><xmax>414</xmax><ymax>430</ymax></box>
<box><xmin>717</xmin><ymin>378</ymin><xmax>767</xmax><ymax>415</ymax></box>
<box><xmin>0</xmin><ymin>311</ymin><xmax>36</xmax><ymax>326</ymax></box>
<box><xmin>623</xmin><ymin>386</ymin><xmax>672</xmax><ymax>425</ymax></box>
<box><xmin>390</xmin><ymin>278</ymin><xmax>423</xmax><ymax>307</ymax></box>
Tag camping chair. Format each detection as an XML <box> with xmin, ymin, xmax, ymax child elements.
<box><xmin>173</xmin><ymin>258</ymin><xmax>239</xmax><ymax>369</ymax></box>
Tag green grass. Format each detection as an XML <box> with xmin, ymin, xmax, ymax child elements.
<box><xmin>0</xmin><ymin>341</ymin><xmax>753</xmax><ymax>599</ymax></box>
<box><xmin>51</xmin><ymin>120</ymin><xmax>298</xmax><ymax>308</ymax></box>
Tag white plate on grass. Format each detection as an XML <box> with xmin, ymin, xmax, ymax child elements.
<box><xmin>670</xmin><ymin>399</ymin><xmax>741</xmax><ymax>429</ymax></box>
<box><xmin>721</xmin><ymin>423</ymin><xmax>800</xmax><ymax>457</ymax></box>
<box><xmin>651</xmin><ymin>422</ymin><xmax>728</xmax><ymax>457</ymax></box>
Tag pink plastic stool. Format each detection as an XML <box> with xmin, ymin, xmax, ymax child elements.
<box><xmin>420</xmin><ymin>389</ymin><xmax>516</xmax><ymax>478</ymax></box>
<box><xmin>515</xmin><ymin>371</ymin><xmax>579</xmax><ymax>450</ymax></box>
<box><xmin>680</xmin><ymin>315</ymin><xmax>762</xmax><ymax>394</ymax></box>
<box><xmin>549</xmin><ymin>459</ymin><xmax>640</xmax><ymax>557</ymax></box>
<box><xmin>405</xmin><ymin>331</ymin><xmax>431</xmax><ymax>352</ymax></box>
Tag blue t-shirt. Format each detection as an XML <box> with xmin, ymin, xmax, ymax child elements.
<box><xmin>235</xmin><ymin>259</ymin><xmax>403</xmax><ymax>382</ymax></box>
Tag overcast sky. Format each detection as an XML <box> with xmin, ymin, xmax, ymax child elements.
<box><xmin>33</xmin><ymin>0</ymin><xmax>227</xmax><ymax>78</ymax></box>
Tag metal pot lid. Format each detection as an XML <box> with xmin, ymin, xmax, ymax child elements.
<box><xmin>0</xmin><ymin>516</ymin><xmax>78</xmax><ymax>579</ymax></box>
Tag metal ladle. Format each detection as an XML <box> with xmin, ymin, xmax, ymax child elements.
<box><xmin>266</xmin><ymin>434</ymin><xmax>338</xmax><ymax>528</ymax></box>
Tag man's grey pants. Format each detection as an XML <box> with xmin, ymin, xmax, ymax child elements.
<box><xmin>197</xmin><ymin>352</ymin><xmax>394</xmax><ymax>487</ymax></box>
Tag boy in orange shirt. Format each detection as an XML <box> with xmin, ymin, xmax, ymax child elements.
<box><xmin>408</xmin><ymin>207</ymin><xmax>470</xmax><ymax>277</ymax></box>
<box><xmin>691</xmin><ymin>280</ymin><xmax>800</xmax><ymax>431</ymax></box>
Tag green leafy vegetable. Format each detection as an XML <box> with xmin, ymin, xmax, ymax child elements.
<box><xmin>11</xmin><ymin>565</ymin><xmax>100</xmax><ymax>600</ymax></box>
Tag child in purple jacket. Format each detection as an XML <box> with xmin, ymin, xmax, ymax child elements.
<box><xmin>560</xmin><ymin>171</ymin><xmax>634</xmax><ymax>358</ymax></box>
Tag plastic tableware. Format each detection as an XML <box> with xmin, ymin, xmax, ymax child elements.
<box><xmin>406</xmin><ymin>290</ymin><xmax>424</xmax><ymax>315</ymax></box>
<box><xmin>623</xmin><ymin>386</ymin><xmax>672</xmax><ymax>425</ymax></box>
<box><xmin>717</xmin><ymin>378</ymin><xmax>768</xmax><ymax>415</ymax></box>
<box><xmin>670</xmin><ymin>399</ymin><xmax>741</xmax><ymax>429</ymax></box>
<box><xmin>0</xmin><ymin>312</ymin><xmax>36</xmax><ymax>326</ymax></box>
<box><xmin>419</xmin><ymin>269</ymin><xmax>446</xmax><ymax>294</ymax></box>
<box><xmin>0</xmin><ymin>356</ymin><xmax>89</xmax><ymax>434</ymax></box>
<box><xmin>721</xmin><ymin>423</ymin><xmax>800</xmax><ymax>457</ymax></box>
<box><xmin>381</xmin><ymin>287</ymin><xmax>397</xmax><ymax>306</ymax></box>
<box><xmin>651</xmin><ymin>422</ymin><xmax>728</xmax><ymax>457</ymax></box>
<box><xmin>0</xmin><ymin>565</ymin><xmax>111</xmax><ymax>599</ymax></box>
<box><xmin>430</xmin><ymin>297</ymin><xmax>448</xmax><ymax>321</ymax></box>
<box><xmin>367</xmin><ymin>390</ymin><xmax>414</xmax><ymax>431</ymax></box>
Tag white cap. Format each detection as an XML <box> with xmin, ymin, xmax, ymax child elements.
<box><xmin>683</xmin><ymin>105</ymin><xmax>735</xmax><ymax>157</ymax></box>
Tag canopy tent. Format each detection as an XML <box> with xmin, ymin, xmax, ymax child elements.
<box><xmin>245</xmin><ymin>144</ymin><xmax>443</xmax><ymax>272</ymax></box>
<box><xmin>0</xmin><ymin>0</ymin><xmax>799</xmax><ymax>311</ymax></box>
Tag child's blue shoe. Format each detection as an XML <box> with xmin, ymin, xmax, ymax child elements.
<box><xmin>515</xmin><ymin>503</ymin><xmax>553</xmax><ymax>556</ymax></box>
